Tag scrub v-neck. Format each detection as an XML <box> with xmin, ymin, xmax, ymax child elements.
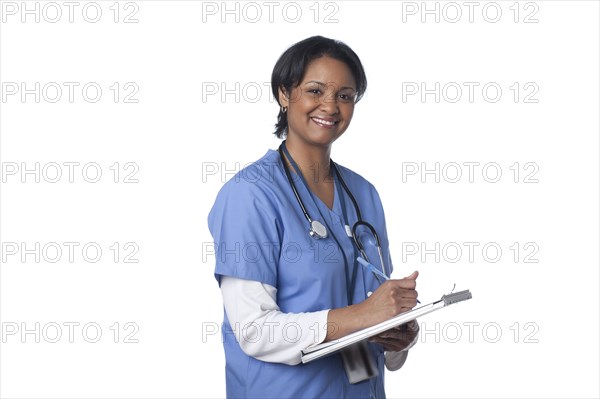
<box><xmin>307</xmin><ymin>172</ymin><xmax>344</xmax><ymax>227</ymax></box>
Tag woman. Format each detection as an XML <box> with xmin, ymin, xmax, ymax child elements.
<box><xmin>208</xmin><ymin>36</ymin><xmax>420</xmax><ymax>398</ymax></box>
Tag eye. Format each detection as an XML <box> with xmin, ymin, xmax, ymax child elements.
<box><xmin>308</xmin><ymin>89</ymin><xmax>322</xmax><ymax>95</ymax></box>
<box><xmin>338</xmin><ymin>93</ymin><xmax>355</xmax><ymax>103</ymax></box>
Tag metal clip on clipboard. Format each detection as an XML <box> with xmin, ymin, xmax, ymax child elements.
<box><xmin>301</xmin><ymin>289</ymin><xmax>473</xmax><ymax>367</ymax></box>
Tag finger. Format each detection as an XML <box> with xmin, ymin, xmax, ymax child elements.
<box><xmin>369</xmin><ymin>337</ymin><xmax>406</xmax><ymax>351</ymax></box>
<box><xmin>368</xmin><ymin>336</ymin><xmax>386</xmax><ymax>345</ymax></box>
<box><xmin>395</xmin><ymin>288</ymin><xmax>418</xmax><ymax>299</ymax></box>
<box><xmin>381</xmin><ymin>330</ymin><xmax>404</xmax><ymax>340</ymax></box>
<box><xmin>398</xmin><ymin>302</ymin><xmax>418</xmax><ymax>313</ymax></box>
<box><xmin>376</xmin><ymin>338</ymin><xmax>412</xmax><ymax>352</ymax></box>
<box><xmin>404</xmin><ymin>270</ymin><xmax>419</xmax><ymax>280</ymax></box>
<box><xmin>383</xmin><ymin>343</ymin><xmax>404</xmax><ymax>352</ymax></box>
<box><xmin>390</xmin><ymin>279</ymin><xmax>417</xmax><ymax>290</ymax></box>
<box><xmin>406</xmin><ymin>320</ymin><xmax>419</xmax><ymax>331</ymax></box>
<box><xmin>378</xmin><ymin>329</ymin><xmax>401</xmax><ymax>339</ymax></box>
<box><xmin>387</xmin><ymin>342</ymin><xmax>410</xmax><ymax>352</ymax></box>
<box><xmin>394</xmin><ymin>290</ymin><xmax>419</xmax><ymax>310</ymax></box>
<box><xmin>399</xmin><ymin>298</ymin><xmax>418</xmax><ymax>308</ymax></box>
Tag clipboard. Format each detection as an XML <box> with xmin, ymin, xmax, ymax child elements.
<box><xmin>301</xmin><ymin>289</ymin><xmax>472</xmax><ymax>364</ymax></box>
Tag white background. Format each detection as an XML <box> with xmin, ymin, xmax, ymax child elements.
<box><xmin>1</xmin><ymin>1</ymin><xmax>598</xmax><ymax>398</ymax></box>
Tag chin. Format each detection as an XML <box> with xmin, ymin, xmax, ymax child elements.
<box><xmin>305</xmin><ymin>131</ymin><xmax>342</xmax><ymax>147</ymax></box>
<box><xmin>308</xmin><ymin>126</ymin><xmax>347</xmax><ymax>145</ymax></box>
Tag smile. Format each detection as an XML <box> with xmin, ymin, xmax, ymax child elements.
<box><xmin>311</xmin><ymin>117</ymin><xmax>339</xmax><ymax>128</ymax></box>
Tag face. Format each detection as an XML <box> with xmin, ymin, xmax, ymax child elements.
<box><xmin>279</xmin><ymin>56</ymin><xmax>357</xmax><ymax>148</ymax></box>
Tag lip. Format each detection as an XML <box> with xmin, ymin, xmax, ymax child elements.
<box><xmin>310</xmin><ymin>116</ymin><xmax>339</xmax><ymax>129</ymax></box>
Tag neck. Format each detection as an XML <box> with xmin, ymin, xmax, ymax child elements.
<box><xmin>284</xmin><ymin>136</ymin><xmax>333</xmax><ymax>185</ymax></box>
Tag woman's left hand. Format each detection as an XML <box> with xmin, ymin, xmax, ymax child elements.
<box><xmin>368</xmin><ymin>320</ymin><xmax>419</xmax><ymax>352</ymax></box>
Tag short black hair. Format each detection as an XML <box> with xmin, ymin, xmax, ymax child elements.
<box><xmin>270</xmin><ymin>36</ymin><xmax>367</xmax><ymax>139</ymax></box>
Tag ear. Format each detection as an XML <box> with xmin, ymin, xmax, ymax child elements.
<box><xmin>278</xmin><ymin>85</ymin><xmax>290</xmax><ymax>109</ymax></box>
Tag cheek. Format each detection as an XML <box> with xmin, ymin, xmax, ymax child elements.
<box><xmin>300</xmin><ymin>96</ymin><xmax>320</xmax><ymax>113</ymax></box>
<box><xmin>292</xmin><ymin>99</ymin><xmax>319</xmax><ymax>120</ymax></box>
<box><xmin>286</xmin><ymin>109</ymin><xmax>310</xmax><ymax>132</ymax></box>
<box><xmin>343</xmin><ymin>107</ymin><xmax>355</xmax><ymax>122</ymax></box>
<box><xmin>289</xmin><ymin>109</ymin><xmax>310</xmax><ymax>126</ymax></box>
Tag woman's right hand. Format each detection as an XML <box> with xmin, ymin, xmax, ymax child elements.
<box><xmin>325</xmin><ymin>271</ymin><xmax>419</xmax><ymax>341</ymax></box>
<box><xmin>356</xmin><ymin>271</ymin><xmax>419</xmax><ymax>327</ymax></box>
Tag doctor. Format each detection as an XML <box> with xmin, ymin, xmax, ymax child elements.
<box><xmin>208</xmin><ymin>36</ymin><xmax>420</xmax><ymax>398</ymax></box>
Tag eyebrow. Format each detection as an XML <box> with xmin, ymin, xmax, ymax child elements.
<box><xmin>303</xmin><ymin>80</ymin><xmax>356</xmax><ymax>92</ymax></box>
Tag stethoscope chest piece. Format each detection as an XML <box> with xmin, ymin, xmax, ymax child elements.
<box><xmin>309</xmin><ymin>220</ymin><xmax>328</xmax><ymax>239</ymax></box>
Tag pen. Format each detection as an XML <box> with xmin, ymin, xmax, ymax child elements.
<box><xmin>357</xmin><ymin>256</ymin><xmax>388</xmax><ymax>281</ymax></box>
<box><xmin>357</xmin><ymin>257</ymin><xmax>421</xmax><ymax>304</ymax></box>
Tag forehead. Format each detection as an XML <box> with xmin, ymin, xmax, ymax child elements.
<box><xmin>300</xmin><ymin>56</ymin><xmax>356</xmax><ymax>89</ymax></box>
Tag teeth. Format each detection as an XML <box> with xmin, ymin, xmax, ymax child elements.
<box><xmin>312</xmin><ymin>117</ymin><xmax>336</xmax><ymax>126</ymax></box>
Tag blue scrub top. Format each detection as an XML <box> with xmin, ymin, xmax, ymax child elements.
<box><xmin>208</xmin><ymin>149</ymin><xmax>395</xmax><ymax>399</ymax></box>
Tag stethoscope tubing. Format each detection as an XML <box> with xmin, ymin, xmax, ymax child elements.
<box><xmin>278</xmin><ymin>141</ymin><xmax>388</xmax><ymax>279</ymax></box>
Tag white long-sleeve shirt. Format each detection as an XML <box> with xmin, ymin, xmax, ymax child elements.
<box><xmin>220</xmin><ymin>276</ymin><xmax>417</xmax><ymax>369</ymax></box>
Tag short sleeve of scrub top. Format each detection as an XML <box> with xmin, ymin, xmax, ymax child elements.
<box><xmin>208</xmin><ymin>159</ymin><xmax>282</xmax><ymax>287</ymax></box>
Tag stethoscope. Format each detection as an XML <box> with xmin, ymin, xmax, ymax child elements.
<box><xmin>278</xmin><ymin>141</ymin><xmax>389</xmax><ymax>283</ymax></box>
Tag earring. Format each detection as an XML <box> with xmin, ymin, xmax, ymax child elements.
<box><xmin>281</xmin><ymin>106</ymin><xmax>288</xmax><ymax>114</ymax></box>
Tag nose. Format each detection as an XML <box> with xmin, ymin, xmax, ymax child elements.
<box><xmin>318</xmin><ymin>91</ymin><xmax>340</xmax><ymax>114</ymax></box>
